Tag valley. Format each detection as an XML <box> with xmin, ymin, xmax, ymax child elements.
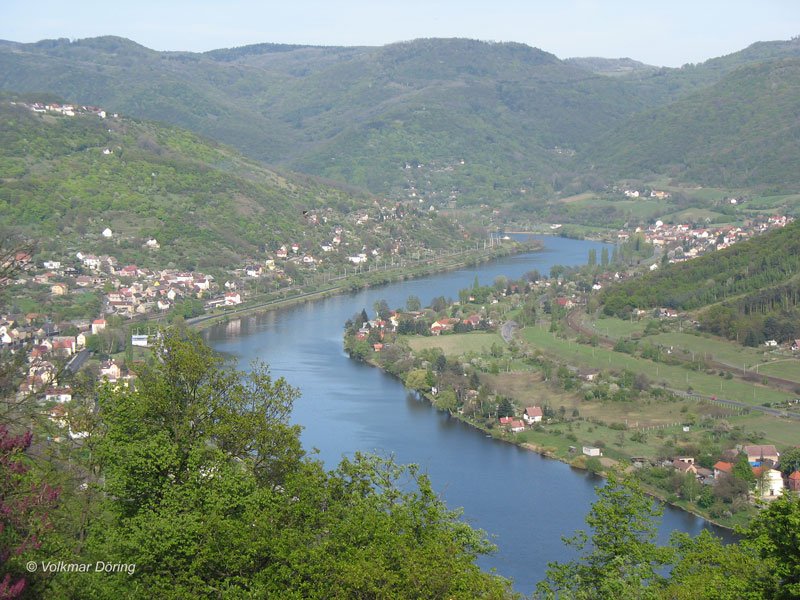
<box><xmin>2</xmin><ymin>26</ymin><xmax>800</xmax><ymax>598</ymax></box>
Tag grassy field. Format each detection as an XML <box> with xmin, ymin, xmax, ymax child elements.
<box><xmin>577</xmin><ymin>396</ymin><xmax>738</xmax><ymax>429</ymax></box>
<box><xmin>520</xmin><ymin>324</ymin><xmax>794</xmax><ymax>407</ymax></box>
<box><xmin>569</xmin><ymin>197</ymin><xmax>664</xmax><ymax>220</ymax></box>
<box><xmin>482</xmin><ymin>371</ymin><xmax>541</xmax><ymax>397</ymax></box>
<box><xmin>483</xmin><ymin>371</ymin><xmax>739</xmax><ymax>430</ymax></box>
<box><xmin>745</xmin><ymin>194</ymin><xmax>800</xmax><ymax>210</ymax></box>
<box><xmin>727</xmin><ymin>413</ymin><xmax>800</xmax><ymax>447</ymax></box>
<box><xmin>757</xmin><ymin>359</ymin><xmax>800</xmax><ymax>385</ymax></box>
<box><xmin>646</xmin><ymin>331</ymin><xmax>767</xmax><ymax>368</ymax></box>
<box><xmin>558</xmin><ymin>192</ymin><xmax>597</xmax><ymax>204</ymax></box>
<box><xmin>405</xmin><ymin>332</ymin><xmax>503</xmax><ymax>356</ymax></box>
<box><xmin>515</xmin><ymin>418</ymin><xmax>675</xmax><ymax>464</ymax></box>
<box><xmin>661</xmin><ymin>208</ymin><xmax>733</xmax><ymax>224</ymax></box>
<box><xmin>587</xmin><ymin>315</ymin><xmax>649</xmax><ymax>339</ymax></box>
<box><xmin>583</xmin><ymin>316</ymin><xmax>795</xmax><ymax>377</ymax></box>
<box><xmin>681</xmin><ymin>187</ymin><xmax>730</xmax><ymax>202</ymax></box>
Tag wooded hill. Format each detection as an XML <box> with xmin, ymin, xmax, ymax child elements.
<box><xmin>0</xmin><ymin>98</ymin><xmax>464</xmax><ymax>270</ymax></box>
<box><xmin>2</xmin><ymin>35</ymin><xmax>800</xmax><ymax>207</ymax></box>
<box><xmin>0</xmin><ymin>37</ymin><xmax>652</xmax><ymax>203</ymax></box>
<box><xmin>601</xmin><ymin>221</ymin><xmax>800</xmax><ymax>345</ymax></box>
<box><xmin>586</xmin><ymin>58</ymin><xmax>800</xmax><ymax>189</ymax></box>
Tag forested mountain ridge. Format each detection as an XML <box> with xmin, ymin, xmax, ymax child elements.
<box><xmin>586</xmin><ymin>57</ymin><xmax>800</xmax><ymax>190</ymax></box>
<box><xmin>601</xmin><ymin>221</ymin><xmax>800</xmax><ymax>345</ymax></box>
<box><xmin>565</xmin><ymin>56</ymin><xmax>659</xmax><ymax>76</ymax></box>
<box><xmin>0</xmin><ymin>37</ymin><xmax>655</xmax><ymax>202</ymax></box>
<box><xmin>570</xmin><ymin>36</ymin><xmax>800</xmax><ymax>101</ymax></box>
<box><xmin>3</xmin><ymin>35</ymin><xmax>800</xmax><ymax>207</ymax></box>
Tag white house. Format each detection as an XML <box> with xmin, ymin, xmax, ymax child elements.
<box><xmin>45</xmin><ymin>387</ymin><xmax>73</xmax><ymax>403</ymax></box>
<box><xmin>82</xmin><ymin>255</ymin><xmax>101</xmax><ymax>270</ymax></box>
<box><xmin>91</xmin><ymin>319</ymin><xmax>106</xmax><ymax>335</ymax></box>
<box><xmin>754</xmin><ymin>467</ymin><xmax>785</xmax><ymax>500</ymax></box>
<box><xmin>523</xmin><ymin>406</ymin><xmax>543</xmax><ymax>424</ymax></box>
<box><xmin>102</xmin><ymin>228</ymin><xmax>113</xmax><ymax>238</ymax></box>
<box><xmin>131</xmin><ymin>334</ymin><xmax>150</xmax><ymax>347</ymax></box>
<box><xmin>509</xmin><ymin>420</ymin><xmax>526</xmax><ymax>433</ymax></box>
<box><xmin>100</xmin><ymin>360</ymin><xmax>121</xmax><ymax>382</ymax></box>
<box><xmin>583</xmin><ymin>446</ymin><xmax>602</xmax><ymax>457</ymax></box>
<box><xmin>224</xmin><ymin>292</ymin><xmax>242</xmax><ymax>306</ymax></box>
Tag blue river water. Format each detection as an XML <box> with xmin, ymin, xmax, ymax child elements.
<box><xmin>204</xmin><ymin>235</ymin><xmax>734</xmax><ymax>594</ymax></box>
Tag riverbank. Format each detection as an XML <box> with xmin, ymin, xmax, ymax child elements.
<box><xmin>188</xmin><ymin>241</ymin><xmax>530</xmax><ymax>330</ymax></box>
<box><xmin>441</xmin><ymin>392</ymin><xmax>741</xmax><ymax>531</ymax></box>
<box><xmin>505</xmin><ymin>228</ymin><xmax>617</xmax><ymax>244</ymax></box>
<box><xmin>347</xmin><ymin>345</ymin><xmax>742</xmax><ymax>532</ymax></box>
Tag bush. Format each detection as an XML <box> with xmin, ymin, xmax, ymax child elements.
<box><xmin>585</xmin><ymin>457</ymin><xmax>603</xmax><ymax>474</ymax></box>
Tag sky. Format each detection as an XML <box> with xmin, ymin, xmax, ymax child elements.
<box><xmin>1</xmin><ymin>0</ymin><xmax>799</xmax><ymax>67</ymax></box>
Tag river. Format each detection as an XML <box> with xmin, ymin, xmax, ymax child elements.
<box><xmin>203</xmin><ymin>235</ymin><xmax>733</xmax><ymax>594</ymax></box>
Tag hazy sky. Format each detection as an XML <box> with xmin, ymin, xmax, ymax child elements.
<box><xmin>2</xmin><ymin>0</ymin><xmax>798</xmax><ymax>67</ymax></box>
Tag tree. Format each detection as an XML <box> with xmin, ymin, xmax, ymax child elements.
<box><xmin>601</xmin><ymin>247</ymin><xmax>609</xmax><ymax>267</ymax></box>
<box><xmin>469</xmin><ymin>370</ymin><xmax>480</xmax><ymax>390</ymax></box>
<box><xmin>664</xmin><ymin>530</ymin><xmax>765</xmax><ymax>599</ymax></box>
<box><xmin>373</xmin><ymin>298</ymin><xmax>391</xmax><ymax>320</ymax></box>
<box><xmin>433</xmin><ymin>389</ymin><xmax>457</xmax><ymax>412</ymax></box>
<box><xmin>404</xmin><ymin>369</ymin><xmax>431</xmax><ymax>393</ymax></box>
<box><xmin>93</xmin><ymin>328</ymin><xmax>303</xmax><ymax>505</ymax></box>
<box><xmin>497</xmin><ymin>397</ymin><xmax>514</xmax><ymax>418</ymax></box>
<box><xmin>70</xmin><ymin>332</ymin><xmax>510</xmax><ymax>598</ymax></box>
<box><xmin>550</xmin><ymin>264</ymin><xmax>565</xmax><ymax>279</ymax></box>
<box><xmin>733</xmin><ymin>452</ymin><xmax>755</xmax><ymax>484</ymax></box>
<box><xmin>778</xmin><ymin>446</ymin><xmax>800</xmax><ymax>477</ymax></box>
<box><xmin>538</xmin><ymin>471</ymin><xmax>669</xmax><ymax>599</ymax></box>
<box><xmin>520</xmin><ymin>299</ymin><xmax>537</xmax><ymax>327</ymax></box>
<box><xmin>713</xmin><ymin>472</ymin><xmax>750</xmax><ymax>504</ymax></box>
<box><xmin>0</xmin><ymin>426</ymin><xmax>59</xmax><ymax>599</ymax></box>
<box><xmin>431</xmin><ymin>296</ymin><xmax>448</xmax><ymax>313</ymax></box>
<box><xmin>588</xmin><ymin>248</ymin><xmax>597</xmax><ymax>267</ymax></box>
<box><xmin>405</xmin><ymin>295</ymin><xmax>421</xmax><ymax>312</ymax></box>
<box><xmin>745</xmin><ymin>493</ymin><xmax>800</xmax><ymax>598</ymax></box>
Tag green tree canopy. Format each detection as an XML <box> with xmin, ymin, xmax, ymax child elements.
<box><xmin>58</xmin><ymin>328</ymin><xmax>510</xmax><ymax>599</ymax></box>
<box><xmin>537</xmin><ymin>471</ymin><xmax>669</xmax><ymax>599</ymax></box>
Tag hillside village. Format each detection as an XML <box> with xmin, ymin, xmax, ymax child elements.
<box><xmin>625</xmin><ymin>214</ymin><xmax>792</xmax><ymax>265</ymax></box>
